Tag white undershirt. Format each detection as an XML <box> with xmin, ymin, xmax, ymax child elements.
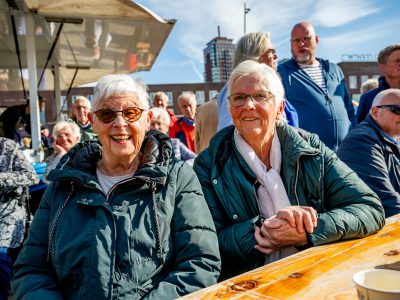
<box><xmin>299</xmin><ymin>61</ymin><xmax>327</xmax><ymax>92</ymax></box>
<box><xmin>96</xmin><ymin>169</ymin><xmax>133</xmax><ymax>194</ymax></box>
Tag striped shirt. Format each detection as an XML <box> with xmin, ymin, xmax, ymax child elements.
<box><xmin>299</xmin><ymin>61</ymin><xmax>327</xmax><ymax>93</ymax></box>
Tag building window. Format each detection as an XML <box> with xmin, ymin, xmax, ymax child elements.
<box><xmin>209</xmin><ymin>90</ymin><xmax>218</xmax><ymax>99</ymax></box>
<box><xmin>196</xmin><ymin>90</ymin><xmax>205</xmax><ymax>104</ymax></box>
<box><xmin>349</xmin><ymin>76</ymin><xmax>357</xmax><ymax>89</ymax></box>
<box><xmin>166</xmin><ymin>92</ymin><xmax>173</xmax><ymax>105</ymax></box>
<box><xmin>360</xmin><ymin>75</ymin><xmax>368</xmax><ymax>84</ymax></box>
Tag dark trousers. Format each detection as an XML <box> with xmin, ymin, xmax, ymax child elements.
<box><xmin>0</xmin><ymin>251</ymin><xmax>12</xmax><ymax>300</ymax></box>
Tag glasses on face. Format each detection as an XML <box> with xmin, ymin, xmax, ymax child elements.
<box><xmin>94</xmin><ymin>107</ymin><xmax>146</xmax><ymax>123</ymax></box>
<box><xmin>376</xmin><ymin>105</ymin><xmax>400</xmax><ymax>115</ymax></box>
<box><xmin>291</xmin><ymin>36</ymin><xmax>314</xmax><ymax>44</ymax></box>
<box><xmin>227</xmin><ymin>91</ymin><xmax>274</xmax><ymax>107</ymax></box>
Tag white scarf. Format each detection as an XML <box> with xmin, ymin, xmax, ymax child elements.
<box><xmin>234</xmin><ymin>128</ymin><xmax>298</xmax><ymax>263</ymax></box>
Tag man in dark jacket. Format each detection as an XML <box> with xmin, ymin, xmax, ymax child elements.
<box><xmin>278</xmin><ymin>22</ymin><xmax>356</xmax><ymax>151</ymax></box>
<box><xmin>338</xmin><ymin>89</ymin><xmax>400</xmax><ymax>218</ymax></box>
<box><xmin>357</xmin><ymin>44</ymin><xmax>400</xmax><ymax>123</ymax></box>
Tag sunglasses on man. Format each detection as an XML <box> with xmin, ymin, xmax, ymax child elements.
<box><xmin>375</xmin><ymin>105</ymin><xmax>400</xmax><ymax>115</ymax></box>
<box><xmin>94</xmin><ymin>107</ymin><xmax>146</xmax><ymax>123</ymax></box>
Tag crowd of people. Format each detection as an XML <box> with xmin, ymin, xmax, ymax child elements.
<box><xmin>0</xmin><ymin>20</ymin><xmax>399</xmax><ymax>299</ymax></box>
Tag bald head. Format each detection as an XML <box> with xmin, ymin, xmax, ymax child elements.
<box><xmin>370</xmin><ymin>89</ymin><xmax>400</xmax><ymax>139</ymax></box>
<box><xmin>290</xmin><ymin>21</ymin><xmax>319</xmax><ymax>65</ymax></box>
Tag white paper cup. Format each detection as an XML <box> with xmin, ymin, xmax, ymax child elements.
<box><xmin>353</xmin><ymin>269</ymin><xmax>400</xmax><ymax>300</ymax></box>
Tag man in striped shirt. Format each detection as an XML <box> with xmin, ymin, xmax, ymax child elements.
<box><xmin>278</xmin><ymin>22</ymin><xmax>356</xmax><ymax>151</ymax></box>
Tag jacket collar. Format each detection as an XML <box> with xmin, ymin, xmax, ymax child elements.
<box><xmin>47</xmin><ymin>130</ymin><xmax>173</xmax><ymax>187</ymax></box>
<box><xmin>208</xmin><ymin>121</ymin><xmax>320</xmax><ymax>175</ymax></box>
<box><xmin>365</xmin><ymin>114</ymin><xmax>400</xmax><ymax>151</ymax></box>
<box><xmin>283</xmin><ymin>57</ymin><xmax>329</xmax><ymax>72</ymax></box>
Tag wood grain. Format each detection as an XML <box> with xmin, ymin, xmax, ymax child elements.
<box><xmin>181</xmin><ymin>214</ymin><xmax>400</xmax><ymax>300</ymax></box>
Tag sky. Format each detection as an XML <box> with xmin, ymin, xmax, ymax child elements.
<box><xmin>133</xmin><ymin>0</ymin><xmax>400</xmax><ymax>85</ymax></box>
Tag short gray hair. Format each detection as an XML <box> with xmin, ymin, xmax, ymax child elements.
<box><xmin>228</xmin><ymin>60</ymin><xmax>284</xmax><ymax>105</ymax></box>
<box><xmin>149</xmin><ymin>107</ymin><xmax>171</xmax><ymax>127</ymax></box>
<box><xmin>371</xmin><ymin>88</ymin><xmax>400</xmax><ymax>108</ymax></box>
<box><xmin>233</xmin><ymin>32</ymin><xmax>271</xmax><ymax>68</ymax></box>
<box><xmin>360</xmin><ymin>78</ymin><xmax>379</xmax><ymax>94</ymax></box>
<box><xmin>92</xmin><ymin>74</ymin><xmax>149</xmax><ymax>111</ymax></box>
<box><xmin>177</xmin><ymin>92</ymin><xmax>196</xmax><ymax>106</ymax></box>
<box><xmin>52</xmin><ymin>121</ymin><xmax>81</xmax><ymax>140</ymax></box>
<box><xmin>73</xmin><ymin>96</ymin><xmax>91</xmax><ymax>108</ymax></box>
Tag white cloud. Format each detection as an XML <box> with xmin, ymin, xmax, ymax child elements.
<box><xmin>309</xmin><ymin>0</ymin><xmax>380</xmax><ymax>27</ymax></box>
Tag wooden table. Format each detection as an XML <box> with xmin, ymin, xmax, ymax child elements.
<box><xmin>181</xmin><ymin>214</ymin><xmax>400</xmax><ymax>300</ymax></box>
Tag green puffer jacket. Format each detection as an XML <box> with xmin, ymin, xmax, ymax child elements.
<box><xmin>194</xmin><ymin>122</ymin><xmax>385</xmax><ymax>280</ymax></box>
<box><xmin>12</xmin><ymin>130</ymin><xmax>221</xmax><ymax>299</ymax></box>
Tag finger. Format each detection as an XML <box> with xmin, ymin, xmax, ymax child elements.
<box><xmin>254</xmin><ymin>245</ymin><xmax>274</xmax><ymax>254</ymax></box>
<box><xmin>301</xmin><ymin>206</ymin><xmax>318</xmax><ymax>227</ymax></box>
<box><xmin>301</xmin><ymin>210</ymin><xmax>314</xmax><ymax>233</ymax></box>
<box><xmin>254</xmin><ymin>227</ymin><xmax>272</xmax><ymax>248</ymax></box>
<box><xmin>262</xmin><ymin>217</ymin><xmax>287</xmax><ymax>229</ymax></box>
<box><xmin>277</xmin><ymin>209</ymin><xmax>296</xmax><ymax>228</ymax></box>
<box><xmin>293</xmin><ymin>210</ymin><xmax>305</xmax><ymax>234</ymax></box>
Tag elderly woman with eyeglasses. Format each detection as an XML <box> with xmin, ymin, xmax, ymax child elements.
<box><xmin>12</xmin><ymin>74</ymin><xmax>220</xmax><ymax>299</ymax></box>
<box><xmin>194</xmin><ymin>60</ymin><xmax>385</xmax><ymax>280</ymax></box>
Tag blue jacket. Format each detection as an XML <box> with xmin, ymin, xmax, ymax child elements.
<box><xmin>356</xmin><ymin>76</ymin><xmax>390</xmax><ymax>123</ymax></box>
<box><xmin>278</xmin><ymin>58</ymin><xmax>356</xmax><ymax>151</ymax></box>
<box><xmin>216</xmin><ymin>83</ymin><xmax>299</xmax><ymax>131</ymax></box>
<box><xmin>337</xmin><ymin>115</ymin><xmax>400</xmax><ymax>218</ymax></box>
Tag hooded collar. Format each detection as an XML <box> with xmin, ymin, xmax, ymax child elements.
<box><xmin>47</xmin><ymin>130</ymin><xmax>173</xmax><ymax>188</ymax></box>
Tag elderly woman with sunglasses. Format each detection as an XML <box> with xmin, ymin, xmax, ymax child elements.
<box><xmin>12</xmin><ymin>74</ymin><xmax>220</xmax><ymax>299</ymax></box>
<box><xmin>194</xmin><ymin>60</ymin><xmax>385</xmax><ymax>280</ymax></box>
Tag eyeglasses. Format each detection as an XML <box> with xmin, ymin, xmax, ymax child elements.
<box><xmin>94</xmin><ymin>107</ymin><xmax>146</xmax><ymax>123</ymax></box>
<box><xmin>227</xmin><ymin>91</ymin><xmax>274</xmax><ymax>107</ymax></box>
<box><xmin>375</xmin><ymin>105</ymin><xmax>400</xmax><ymax>115</ymax></box>
<box><xmin>291</xmin><ymin>36</ymin><xmax>314</xmax><ymax>44</ymax></box>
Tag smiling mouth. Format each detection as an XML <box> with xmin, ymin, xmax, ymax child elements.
<box><xmin>242</xmin><ymin>117</ymin><xmax>258</xmax><ymax>121</ymax></box>
<box><xmin>111</xmin><ymin>135</ymin><xmax>131</xmax><ymax>143</ymax></box>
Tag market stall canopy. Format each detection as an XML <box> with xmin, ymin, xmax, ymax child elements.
<box><xmin>0</xmin><ymin>0</ymin><xmax>176</xmax><ymax>90</ymax></box>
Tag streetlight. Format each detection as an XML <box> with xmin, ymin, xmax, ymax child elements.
<box><xmin>244</xmin><ymin>3</ymin><xmax>251</xmax><ymax>34</ymax></box>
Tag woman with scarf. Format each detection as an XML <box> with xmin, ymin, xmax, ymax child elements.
<box><xmin>193</xmin><ymin>60</ymin><xmax>385</xmax><ymax>280</ymax></box>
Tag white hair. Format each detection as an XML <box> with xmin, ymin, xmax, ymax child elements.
<box><xmin>177</xmin><ymin>92</ymin><xmax>196</xmax><ymax>106</ymax></box>
<box><xmin>73</xmin><ymin>96</ymin><xmax>91</xmax><ymax>108</ymax></box>
<box><xmin>52</xmin><ymin>121</ymin><xmax>81</xmax><ymax>140</ymax></box>
<box><xmin>92</xmin><ymin>74</ymin><xmax>149</xmax><ymax>111</ymax></box>
<box><xmin>149</xmin><ymin>107</ymin><xmax>171</xmax><ymax>127</ymax></box>
<box><xmin>227</xmin><ymin>60</ymin><xmax>284</xmax><ymax>105</ymax></box>
<box><xmin>371</xmin><ymin>88</ymin><xmax>400</xmax><ymax>108</ymax></box>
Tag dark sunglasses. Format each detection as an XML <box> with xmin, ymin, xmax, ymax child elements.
<box><xmin>94</xmin><ymin>107</ymin><xmax>146</xmax><ymax>123</ymax></box>
<box><xmin>375</xmin><ymin>105</ymin><xmax>400</xmax><ymax>115</ymax></box>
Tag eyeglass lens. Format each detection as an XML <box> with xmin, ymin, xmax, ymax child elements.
<box><xmin>94</xmin><ymin>107</ymin><xmax>144</xmax><ymax>123</ymax></box>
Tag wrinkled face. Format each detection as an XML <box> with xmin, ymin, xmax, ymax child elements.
<box><xmin>55</xmin><ymin>126</ymin><xmax>79</xmax><ymax>152</ymax></box>
<box><xmin>153</xmin><ymin>95</ymin><xmax>169</xmax><ymax>109</ymax></box>
<box><xmin>291</xmin><ymin>25</ymin><xmax>318</xmax><ymax>64</ymax></box>
<box><xmin>90</xmin><ymin>95</ymin><xmax>151</xmax><ymax>161</ymax></box>
<box><xmin>371</xmin><ymin>93</ymin><xmax>400</xmax><ymax>138</ymax></box>
<box><xmin>73</xmin><ymin>99</ymin><xmax>91</xmax><ymax>125</ymax></box>
<box><xmin>229</xmin><ymin>73</ymin><xmax>284</xmax><ymax>143</ymax></box>
<box><xmin>179</xmin><ymin>96</ymin><xmax>197</xmax><ymax>120</ymax></box>
<box><xmin>380</xmin><ymin>50</ymin><xmax>400</xmax><ymax>81</ymax></box>
<box><xmin>150</xmin><ymin>116</ymin><xmax>169</xmax><ymax>134</ymax></box>
<box><xmin>259</xmin><ymin>45</ymin><xmax>278</xmax><ymax>71</ymax></box>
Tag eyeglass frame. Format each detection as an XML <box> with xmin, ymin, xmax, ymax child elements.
<box><xmin>375</xmin><ymin>104</ymin><xmax>400</xmax><ymax>115</ymax></box>
<box><xmin>93</xmin><ymin>107</ymin><xmax>147</xmax><ymax>123</ymax></box>
<box><xmin>227</xmin><ymin>91</ymin><xmax>275</xmax><ymax>107</ymax></box>
<box><xmin>290</xmin><ymin>35</ymin><xmax>315</xmax><ymax>44</ymax></box>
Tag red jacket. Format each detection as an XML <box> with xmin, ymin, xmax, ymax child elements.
<box><xmin>169</xmin><ymin>117</ymin><xmax>195</xmax><ymax>153</ymax></box>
